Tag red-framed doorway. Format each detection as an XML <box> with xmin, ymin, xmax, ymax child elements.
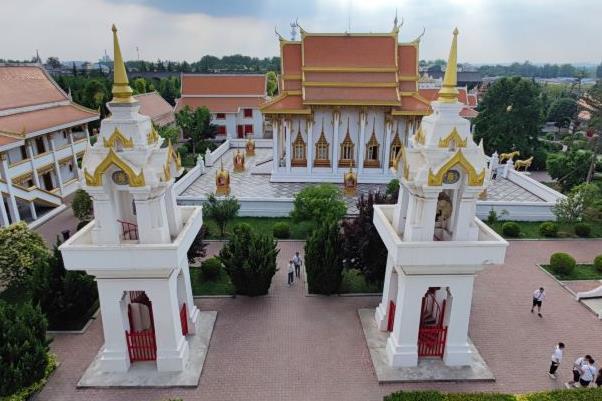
<box><xmin>417</xmin><ymin>287</ymin><xmax>448</xmax><ymax>358</ymax></box>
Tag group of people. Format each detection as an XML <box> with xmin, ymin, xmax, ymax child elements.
<box><xmin>287</xmin><ymin>252</ymin><xmax>302</xmax><ymax>286</ymax></box>
<box><xmin>548</xmin><ymin>343</ymin><xmax>602</xmax><ymax>388</ymax></box>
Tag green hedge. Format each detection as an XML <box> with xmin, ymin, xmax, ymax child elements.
<box><xmin>384</xmin><ymin>389</ymin><xmax>602</xmax><ymax>401</ymax></box>
<box><xmin>0</xmin><ymin>353</ymin><xmax>56</xmax><ymax>401</ymax></box>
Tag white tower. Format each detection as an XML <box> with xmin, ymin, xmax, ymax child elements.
<box><xmin>373</xmin><ymin>29</ymin><xmax>508</xmax><ymax>368</ymax></box>
<box><xmin>60</xmin><ymin>26</ymin><xmax>203</xmax><ymax>373</ymax></box>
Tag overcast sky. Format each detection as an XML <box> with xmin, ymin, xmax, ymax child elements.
<box><xmin>1</xmin><ymin>0</ymin><xmax>600</xmax><ymax>64</ymax></box>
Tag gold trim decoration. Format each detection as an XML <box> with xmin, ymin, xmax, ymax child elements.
<box><xmin>147</xmin><ymin>126</ymin><xmax>159</xmax><ymax>144</ymax></box>
<box><xmin>437</xmin><ymin>28</ymin><xmax>459</xmax><ymax>103</ymax></box>
<box><xmin>414</xmin><ymin>127</ymin><xmax>425</xmax><ymax>145</ymax></box>
<box><xmin>215</xmin><ymin>160</ymin><xmax>230</xmax><ymax>195</ymax></box>
<box><xmin>163</xmin><ymin>161</ymin><xmax>171</xmax><ymax>182</ymax></box>
<box><xmin>428</xmin><ymin>150</ymin><xmax>485</xmax><ymax>187</ymax></box>
<box><xmin>364</xmin><ymin>117</ymin><xmax>380</xmax><ymax>168</ymax></box>
<box><xmin>338</xmin><ymin>117</ymin><xmax>355</xmax><ymax>168</ymax></box>
<box><xmin>111</xmin><ymin>25</ymin><xmax>135</xmax><ymax>103</ymax></box>
<box><xmin>233</xmin><ymin>149</ymin><xmax>245</xmax><ymax>172</ymax></box>
<box><xmin>438</xmin><ymin>127</ymin><xmax>467</xmax><ymax>148</ymax></box>
<box><xmin>291</xmin><ymin>121</ymin><xmax>307</xmax><ymax>167</ymax></box>
<box><xmin>84</xmin><ymin>148</ymin><xmax>145</xmax><ymax>187</ymax></box>
<box><xmin>314</xmin><ymin>118</ymin><xmax>330</xmax><ymax>167</ymax></box>
<box><xmin>302</xmin><ymin>66</ymin><xmax>398</xmax><ymax>73</ymax></box>
<box><xmin>343</xmin><ymin>162</ymin><xmax>357</xmax><ymax>196</ymax></box>
<box><xmin>303</xmin><ymin>81</ymin><xmax>397</xmax><ymax>88</ymax></box>
<box><xmin>103</xmin><ymin>128</ymin><xmax>134</xmax><ymax>149</ymax></box>
<box><xmin>166</xmin><ymin>140</ymin><xmax>182</xmax><ymax>170</ymax></box>
<box><xmin>391</xmin><ymin>146</ymin><xmax>409</xmax><ymax>179</ymax></box>
<box><xmin>389</xmin><ymin>129</ymin><xmax>402</xmax><ymax>167</ymax></box>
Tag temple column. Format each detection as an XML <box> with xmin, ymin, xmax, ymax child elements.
<box><xmin>285</xmin><ymin>118</ymin><xmax>292</xmax><ymax>173</ymax></box>
<box><xmin>358</xmin><ymin>110</ymin><xmax>367</xmax><ymax>175</ymax></box>
<box><xmin>26</xmin><ymin>141</ymin><xmax>41</xmax><ymax>188</ymax></box>
<box><xmin>374</xmin><ymin>255</ymin><xmax>398</xmax><ymax>331</ymax></box>
<box><xmin>0</xmin><ymin>154</ymin><xmax>19</xmax><ymax>223</ymax></box>
<box><xmin>452</xmin><ymin>188</ymin><xmax>481</xmax><ymax>241</ymax></box>
<box><xmin>48</xmin><ymin>133</ymin><xmax>64</xmax><ymax>195</ymax></box>
<box><xmin>383</xmin><ymin>118</ymin><xmax>393</xmax><ymax>174</ymax></box>
<box><xmin>272</xmin><ymin>119</ymin><xmax>279</xmax><ymax>172</ymax></box>
<box><xmin>29</xmin><ymin>201</ymin><xmax>38</xmax><ymax>220</ymax></box>
<box><xmin>0</xmin><ymin>194</ymin><xmax>9</xmax><ymax>227</ymax></box>
<box><xmin>95</xmin><ymin>281</ymin><xmax>130</xmax><ymax>372</ymax></box>
<box><xmin>84</xmin><ymin>124</ymin><xmax>91</xmax><ymax>143</ymax></box>
<box><xmin>306</xmin><ymin>118</ymin><xmax>314</xmax><ymax>174</ymax></box>
<box><xmin>443</xmin><ymin>277</ymin><xmax>475</xmax><ymax>366</ymax></box>
<box><xmin>68</xmin><ymin>132</ymin><xmax>81</xmax><ymax>180</ymax></box>
<box><xmin>332</xmin><ymin>109</ymin><xmax>340</xmax><ymax>173</ymax></box>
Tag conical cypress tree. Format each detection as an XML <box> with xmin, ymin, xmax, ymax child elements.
<box><xmin>305</xmin><ymin>220</ymin><xmax>343</xmax><ymax>295</ymax></box>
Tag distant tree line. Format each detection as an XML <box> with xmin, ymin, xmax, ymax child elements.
<box><xmin>125</xmin><ymin>54</ymin><xmax>280</xmax><ymax>74</ymax></box>
<box><xmin>477</xmin><ymin>61</ymin><xmax>596</xmax><ymax>79</ymax></box>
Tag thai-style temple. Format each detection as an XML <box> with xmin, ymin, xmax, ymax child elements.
<box><xmin>261</xmin><ymin>22</ymin><xmax>477</xmax><ymax>183</ymax></box>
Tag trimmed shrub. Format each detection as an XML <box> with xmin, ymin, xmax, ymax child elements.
<box><xmin>549</xmin><ymin>252</ymin><xmax>576</xmax><ymax>276</ymax></box>
<box><xmin>384</xmin><ymin>391</ymin><xmax>445</xmax><ymax>401</ymax></box>
<box><xmin>272</xmin><ymin>222</ymin><xmax>290</xmax><ymax>239</ymax></box>
<box><xmin>538</xmin><ymin>221</ymin><xmax>558</xmax><ymax>237</ymax></box>
<box><xmin>594</xmin><ymin>255</ymin><xmax>602</xmax><ymax>273</ymax></box>
<box><xmin>200</xmin><ymin>257</ymin><xmax>222</xmax><ymax>280</ymax></box>
<box><xmin>0</xmin><ymin>301</ymin><xmax>49</xmax><ymax>397</ymax></box>
<box><xmin>385</xmin><ymin>389</ymin><xmax>602</xmax><ymax>401</ymax></box>
<box><xmin>305</xmin><ymin>220</ymin><xmax>343</xmax><ymax>295</ymax></box>
<box><xmin>502</xmin><ymin>221</ymin><xmax>520</xmax><ymax>238</ymax></box>
<box><xmin>574</xmin><ymin>222</ymin><xmax>592</xmax><ymax>238</ymax></box>
<box><xmin>71</xmin><ymin>189</ymin><xmax>93</xmax><ymax>222</ymax></box>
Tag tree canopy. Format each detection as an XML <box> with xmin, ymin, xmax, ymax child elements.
<box><xmin>547</xmin><ymin>97</ymin><xmax>577</xmax><ymax>127</ymax></box>
<box><xmin>0</xmin><ymin>222</ymin><xmax>48</xmax><ymax>287</ymax></box>
<box><xmin>290</xmin><ymin>184</ymin><xmax>347</xmax><ymax>226</ymax></box>
<box><xmin>474</xmin><ymin>77</ymin><xmax>544</xmax><ymax>157</ymax></box>
<box><xmin>175</xmin><ymin>105</ymin><xmax>216</xmax><ymax>154</ymax></box>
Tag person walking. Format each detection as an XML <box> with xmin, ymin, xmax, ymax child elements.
<box><xmin>566</xmin><ymin>355</ymin><xmax>593</xmax><ymax>388</ymax></box>
<box><xmin>292</xmin><ymin>251</ymin><xmax>302</xmax><ymax>279</ymax></box>
<box><xmin>531</xmin><ymin>287</ymin><xmax>545</xmax><ymax>317</ymax></box>
<box><xmin>548</xmin><ymin>342</ymin><xmax>565</xmax><ymax>379</ymax></box>
<box><xmin>287</xmin><ymin>260</ymin><xmax>294</xmax><ymax>287</ymax></box>
<box><xmin>576</xmin><ymin>358</ymin><xmax>596</xmax><ymax>388</ymax></box>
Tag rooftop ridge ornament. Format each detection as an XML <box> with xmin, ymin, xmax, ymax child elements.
<box><xmin>111</xmin><ymin>24</ymin><xmax>135</xmax><ymax>103</ymax></box>
<box><xmin>437</xmin><ymin>28</ymin><xmax>459</xmax><ymax>103</ymax></box>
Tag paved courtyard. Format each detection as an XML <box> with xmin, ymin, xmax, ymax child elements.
<box><xmin>38</xmin><ymin>240</ymin><xmax>602</xmax><ymax>401</ymax></box>
<box><xmin>180</xmin><ymin>149</ymin><xmax>544</xmax><ymax>211</ymax></box>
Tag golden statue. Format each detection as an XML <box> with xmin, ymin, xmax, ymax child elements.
<box><xmin>514</xmin><ymin>156</ymin><xmax>533</xmax><ymax>171</ymax></box>
<box><xmin>245</xmin><ymin>135</ymin><xmax>256</xmax><ymax>156</ymax></box>
<box><xmin>343</xmin><ymin>163</ymin><xmax>357</xmax><ymax>196</ymax></box>
<box><xmin>233</xmin><ymin>149</ymin><xmax>245</xmax><ymax>172</ymax></box>
<box><xmin>499</xmin><ymin>151</ymin><xmax>520</xmax><ymax>163</ymax></box>
<box><xmin>215</xmin><ymin>161</ymin><xmax>230</xmax><ymax>195</ymax></box>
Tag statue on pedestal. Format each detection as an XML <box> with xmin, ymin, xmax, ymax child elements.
<box><xmin>343</xmin><ymin>163</ymin><xmax>357</xmax><ymax>196</ymax></box>
<box><xmin>245</xmin><ymin>135</ymin><xmax>256</xmax><ymax>156</ymax></box>
<box><xmin>215</xmin><ymin>161</ymin><xmax>230</xmax><ymax>195</ymax></box>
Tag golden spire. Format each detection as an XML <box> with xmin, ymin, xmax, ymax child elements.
<box><xmin>111</xmin><ymin>24</ymin><xmax>134</xmax><ymax>103</ymax></box>
<box><xmin>437</xmin><ymin>27</ymin><xmax>459</xmax><ymax>103</ymax></box>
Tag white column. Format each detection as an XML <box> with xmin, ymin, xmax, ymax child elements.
<box><xmin>96</xmin><ymin>281</ymin><xmax>130</xmax><ymax>372</ymax></box>
<box><xmin>48</xmin><ymin>133</ymin><xmax>64</xmax><ymax>195</ymax></box>
<box><xmin>84</xmin><ymin>124</ymin><xmax>91</xmax><ymax>143</ymax></box>
<box><xmin>147</xmin><ymin>273</ymin><xmax>189</xmax><ymax>372</ymax></box>
<box><xmin>383</xmin><ymin>119</ymin><xmax>393</xmax><ymax>174</ymax></box>
<box><xmin>0</xmin><ymin>193</ymin><xmax>9</xmax><ymax>227</ymax></box>
<box><xmin>29</xmin><ymin>201</ymin><xmax>37</xmax><ymax>220</ymax></box>
<box><xmin>443</xmin><ymin>277</ymin><xmax>475</xmax><ymax>366</ymax></box>
<box><xmin>134</xmin><ymin>196</ymin><xmax>170</xmax><ymax>244</ymax></box>
<box><xmin>452</xmin><ymin>189</ymin><xmax>480</xmax><ymax>241</ymax></box>
<box><xmin>392</xmin><ymin>187</ymin><xmax>409</xmax><ymax>235</ymax></box>
<box><xmin>358</xmin><ymin>111</ymin><xmax>366</xmax><ymax>174</ymax></box>
<box><xmin>68</xmin><ymin>132</ymin><xmax>81</xmax><ymax>180</ymax></box>
<box><xmin>386</xmin><ymin>276</ymin><xmax>425</xmax><ymax>367</ymax></box>
<box><xmin>89</xmin><ymin>190</ymin><xmax>120</xmax><ymax>244</ymax></box>
<box><xmin>0</xmin><ymin>155</ymin><xmax>19</xmax><ymax>223</ymax></box>
<box><xmin>25</xmin><ymin>141</ymin><xmax>41</xmax><ymax>188</ymax></box>
<box><xmin>164</xmin><ymin>187</ymin><xmax>183</xmax><ymax>237</ymax></box>
<box><xmin>332</xmin><ymin>110</ymin><xmax>340</xmax><ymax>172</ymax></box>
<box><xmin>272</xmin><ymin>119</ymin><xmax>279</xmax><ymax>172</ymax></box>
<box><xmin>178</xmin><ymin>260</ymin><xmax>199</xmax><ymax>334</ymax></box>
<box><xmin>306</xmin><ymin>119</ymin><xmax>313</xmax><ymax>175</ymax></box>
<box><xmin>403</xmin><ymin>189</ymin><xmax>439</xmax><ymax>242</ymax></box>
<box><xmin>285</xmin><ymin>119</ymin><xmax>292</xmax><ymax>172</ymax></box>
<box><xmin>375</xmin><ymin>255</ymin><xmax>398</xmax><ymax>331</ymax></box>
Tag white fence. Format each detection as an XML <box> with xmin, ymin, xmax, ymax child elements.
<box><xmin>204</xmin><ymin>139</ymin><xmax>230</xmax><ymax>167</ymax></box>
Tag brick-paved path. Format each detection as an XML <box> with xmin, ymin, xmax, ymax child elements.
<box><xmin>38</xmin><ymin>240</ymin><xmax>602</xmax><ymax>401</ymax></box>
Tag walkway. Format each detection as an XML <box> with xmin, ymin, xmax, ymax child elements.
<box><xmin>38</xmin><ymin>240</ymin><xmax>602</xmax><ymax>401</ymax></box>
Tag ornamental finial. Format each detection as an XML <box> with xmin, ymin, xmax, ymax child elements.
<box><xmin>437</xmin><ymin>28</ymin><xmax>459</xmax><ymax>103</ymax></box>
<box><xmin>111</xmin><ymin>24</ymin><xmax>134</xmax><ymax>103</ymax></box>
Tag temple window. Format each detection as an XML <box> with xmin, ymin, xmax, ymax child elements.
<box><xmin>338</xmin><ymin>117</ymin><xmax>355</xmax><ymax>167</ymax></box>
<box><xmin>314</xmin><ymin>120</ymin><xmax>330</xmax><ymax>167</ymax></box>
<box><xmin>291</xmin><ymin>122</ymin><xmax>307</xmax><ymax>167</ymax></box>
<box><xmin>364</xmin><ymin>120</ymin><xmax>380</xmax><ymax>168</ymax></box>
<box><xmin>243</xmin><ymin>108</ymin><xmax>253</xmax><ymax>118</ymax></box>
<box><xmin>389</xmin><ymin>131</ymin><xmax>402</xmax><ymax>167</ymax></box>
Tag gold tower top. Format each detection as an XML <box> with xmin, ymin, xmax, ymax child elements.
<box><xmin>437</xmin><ymin>28</ymin><xmax>459</xmax><ymax>103</ymax></box>
<box><xmin>111</xmin><ymin>25</ymin><xmax>134</xmax><ymax>103</ymax></box>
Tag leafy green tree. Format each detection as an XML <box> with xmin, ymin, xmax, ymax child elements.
<box><xmin>30</xmin><ymin>241</ymin><xmax>98</xmax><ymax>328</ymax></box>
<box><xmin>131</xmin><ymin>78</ymin><xmax>148</xmax><ymax>95</ymax></box>
<box><xmin>266</xmin><ymin>71</ymin><xmax>278</xmax><ymax>96</ymax></box>
<box><xmin>204</xmin><ymin>194</ymin><xmax>240</xmax><ymax>237</ymax></box>
<box><xmin>547</xmin><ymin>97</ymin><xmax>577</xmax><ymax>127</ymax></box>
<box><xmin>158</xmin><ymin>124</ymin><xmax>180</xmax><ymax>145</ymax></box>
<box><xmin>547</xmin><ymin>150</ymin><xmax>592</xmax><ymax>191</ymax></box>
<box><xmin>305</xmin><ymin>220</ymin><xmax>343</xmax><ymax>295</ymax></box>
<box><xmin>553</xmin><ymin>183</ymin><xmax>600</xmax><ymax>223</ymax></box>
<box><xmin>290</xmin><ymin>184</ymin><xmax>346</xmax><ymax>227</ymax></box>
<box><xmin>187</xmin><ymin>226</ymin><xmax>208</xmax><ymax>264</ymax></box>
<box><xmin>474</xmin><ymin>77</ymin><xmax>543</xmax><ymax>157</ymax></box>
<box><xmin>219</xmin><ymin>224</ymin><xmax>279</xmax><ymax>296</ymax></box>
<box><xmin>341</xmin><ymin>192</ymin><xmax>392</xmax><ymax>286</ymax></box>
<box><xmin>82</xmin><ymin>79</ymin><xmax>109</xmax><ymax>110</ymax></box>
<box><xmin>385</xmin><ymin>179</ymin><xmax>400</xmax><ymax>200</ymax></box>
<box><xmin>175</xmin><ymin>105</ymin><xmax>215</xmax><ymax>154</ymax></box>
<box><xmin>72</xmin><ymin>189</ymin><xmax>93</xmax><ymax>222</ymax></box>
<box><xmin>46</xmin><ymin>56</ymin><xmax>61</xmax><ymax>69</ymax></box>
<box><xmin>0</xmin><ymin>301</ymin><xmax>49</xmax><ymax>397</ymax></box>
<box><xmin>0</xmin><ymin>222</ymin><xmax>48</xmax><ymax>287</ymax></box>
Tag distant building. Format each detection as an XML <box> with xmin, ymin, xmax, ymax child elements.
<box><xmin>134</xmin><ymin>91</ymin><xmax>175</xmax><ymax>127</ymax></box>
<box><xmin>0</xmin><ymin>64</ymin><xmax>99</xmax><ymax>227</ymax></box>
<box><xmin>175</xmin><ymin>74</ymin><xmax>267</xmax><ymax>139</ymax></box>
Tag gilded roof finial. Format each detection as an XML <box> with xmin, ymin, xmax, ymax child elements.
<box><xmin>111</xmin><ymin>24</ymin><xmax>134</xmax><ymax>103</ymax></box>
<box><xmin>437</xmin><ymin>27</ymin><xmax>459</xmax><ymax>103</ymax></box>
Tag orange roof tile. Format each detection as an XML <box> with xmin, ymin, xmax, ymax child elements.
<box><xmin>281</xmin><ymin>43</ymin><xmax>302</xmax><ymax>76</ymax></box>
<box><xmin>261</xmin><ymin>93</ymin><xmax>310</xmax><ymax>114</ymax></box>
<box><xmin>419</xmin><ymin>88</ymin><xmax>469</xmax><ymax>105</ymax></box>
<box><xmin>398</xmin><ymin>44</ymin><xmax>418</xmax><ymax>77</ymax></box>
<box><xmin>304</xmin><ymin>87</ymin><xmax>399</xmax><ymax>104</ymax></box>
<box><xmin>303</xmin><ymin>35</ymin><xmax>397</xmax><ymax>68</ymax></box>
<box><xmin>304</xmin><ymin>71</ymin><xmax>397</xmax><ymax>83</ymax></box>
<box><xmin>175</xmin><ymin>97</ymin><xmax>264</xmax><ymax>113</ymax></box>
<box><xmin>0</xmin><ymin>135</ymin><xmax>23</xmax><ymax>148</ymax></box>
<box><xmin>467</xmin><ymin>93</ymin><xmax>477</xmax><ymax>107</ymax></box>
<box><xmin>181</xmin><ymin>74</ymin><xmax>266</xmax><ymax>96</ymax></box>
<box><xmin>396</xmin><ymin>96</ymin><xmax>431</xmax><ymax>114</ymax></box>
<box><xmin>134</xmin><ymin>92</ymin><xmax>175</xmax><ymax>127</ymax></box>
<box><xmin>459</xmin><ymin>108</ymin><xmax>478</xmax><ymax>118</ymax></box>
<box><xmin>0</xmin><ymin>104</ymin><xmax>98</xmax><ymax>135</ymax></box>
<box><xmin>0</xmin><ymin>65</ymin><xmax>67</xmax><ymax>111</ymax></box>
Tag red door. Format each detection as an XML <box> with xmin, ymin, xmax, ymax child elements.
<box><xmin>237</xmin><ymin>125</ymin><xmax>244</xmax><ymax>138</ymax></box>
<box><xmin>417</xmin><ymin>288</ymin><xmax>447</xmax><ymax>357</ymax></box>
<box><xmin>387</xmin><ymin>301</ymin><xmax>396</xmax><ymax>332</ymax></box>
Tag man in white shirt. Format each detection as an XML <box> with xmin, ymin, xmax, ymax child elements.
<box><xmin>548</xmin><ymin>342</ymin><xmax>565</xmax><ymax>379</ymax></box>
<box><xmin>566</xmin><ymin>355</ymin><xmax>593</xmax><ymax>388</ymax></box>
<box><xmin>531</xmin><ymin>287</ymin><xmax>545</xmax><ymax>317</ymax></box>
<box><xmin>287</xmin><ymin>260</ymin><xmax>294</xmax><ymax>287</ymax></box>
<box><xmin>577</xmin><ymin>358</ymin><xmax>597</xmax><ymax>388</ymax></box>
<box><xmin>292</xmin><ymin>252</ymin><xmax>302</xmax><ymax>279</ymax></box>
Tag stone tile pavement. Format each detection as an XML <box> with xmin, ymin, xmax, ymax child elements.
<box><xmin>37</xmin><ymin>240</ymin><xmax>602</xmax><ymax>401</ymax></box>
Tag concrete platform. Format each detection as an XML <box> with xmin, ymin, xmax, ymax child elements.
<box><xmin>77</xmin><ymin>311</ymin><xmax>217</xmax><ymax>388</ymax></box>
<box><xmin>358</xmin><ymin>308</ymin><xmax>494</xmax><ymax>383</ymax></box>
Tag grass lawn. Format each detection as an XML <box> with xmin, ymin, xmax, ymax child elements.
<box><xmin>338</xmin><ymin>269</ymin><xmax>381</xmax><ymax>294</ymax></box>
<box><xmin>542</xmin><ymin>264</ymin><xmax>602</xmax><ymax>280</ymax></box>
<box><xmin>190</xmin><ymin>266</ymin><xmax>235</xmax><ymax>296</ymax></box>
<box><xmin>204</xmin><ymin>217</ymin><xmax>313</xmax><ymax>240</ymax></box>
<box><xmin>488</xmin><ymin>220</ymin><xmax>602</xmax><ymax>239</ymax></box>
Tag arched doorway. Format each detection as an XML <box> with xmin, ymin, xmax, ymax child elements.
<box><xmin>417</xmin><ymin>287</ymin><xmax>448</xmax><ymax>358</ymax></box>
<box><xmin>125</xmin><ymin>291</ymin><xmax>157</xmax><ymax>362</ymax></box>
